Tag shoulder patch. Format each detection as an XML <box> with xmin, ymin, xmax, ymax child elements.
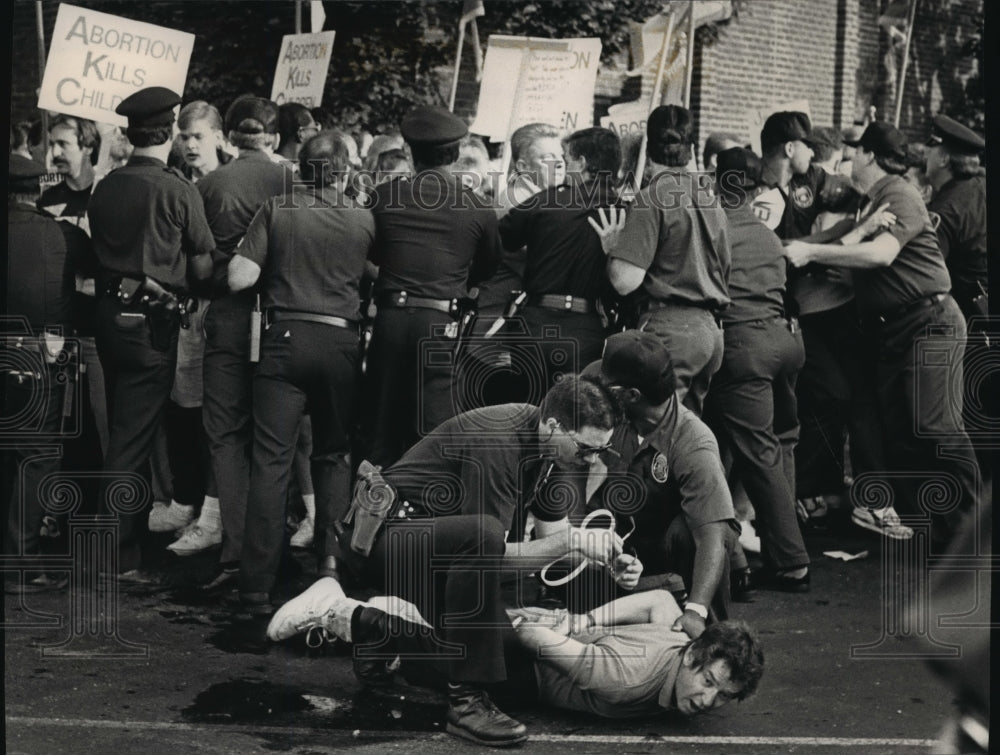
<box><xmin>791</xmin><ymin>184</ymin><xmax>815</xmax><ymax>209</ymax></box>
<box><xmin>927</xmin><ymin>211</ymin><xmax>941</xmax><ymax>231</ymax></box>
<box><xmin>650</xmin><ymin>452</ymin><xmax>670</xmax><ymax>484</ymax></box>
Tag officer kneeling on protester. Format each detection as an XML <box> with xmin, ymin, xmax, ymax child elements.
<box><xmin>86</xmin><ymin>86</ymin><xmax>215</xmax><ymax>577</ymax></box>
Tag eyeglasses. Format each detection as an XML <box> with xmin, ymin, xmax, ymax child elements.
<box><xmin>554</xmin><ymin>421</ymin><xmax>619</xmax><ymax>459</ymax></box>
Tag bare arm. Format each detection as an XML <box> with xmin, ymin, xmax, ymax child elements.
<box><xmin>785</xmin><ymin>232</ymin><xmax>901</xmax><ymax>270</ymax></box>
<box><xmin>607</xmin><ymin>258</ymin><xmax>646</xmax><ymax>296</ymax></box>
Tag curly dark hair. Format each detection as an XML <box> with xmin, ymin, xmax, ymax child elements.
<box><xmin>686</xmin><ymin>619</ymin><xmax>764</xmax><ymax>701</ymax></box>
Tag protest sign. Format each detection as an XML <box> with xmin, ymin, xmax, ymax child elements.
<box><xmin>470</xmin><ymin>35</ymin><xmax>602</xmax><ymax>141</ymax></box>
<box><xmin>38</xmin><ymin>4</ymin><xmax>195</xmax><ymax>127</ymax></box>
<box><xmin>745</xmin><ymin>98</ymin><xmax>812</xmax><ymax>155</ymax></box>
<box><xmin>599</xmin><ymin>101</ymin><xmax>649</xmax><ymax>138</ymax></box>
<box><xmin>270</xmin><ymin>31</ymin><xmax>336</xmax><ymax>108</ymax></box>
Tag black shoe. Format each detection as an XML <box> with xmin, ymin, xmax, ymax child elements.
<box><xmin>446</xmin><ymin>684</ymin><xmax>528</xmax><ymax>747</ymax></box>
<box><xmin>731</xmin><ymin>567</ymin><xmax>756</xmax><ymax>602</ymax></box>
<box><xmin>351</xmin><ymin>606</ymin><xmax>400</xmax><ymax>687</ymax></box>
<box><xmin>750</xmin><ymin>567</ymin><xmax>810</xmax><ymax>593</ymax></box>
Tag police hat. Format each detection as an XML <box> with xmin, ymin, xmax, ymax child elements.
<box><xmin>225</xmin><ymin>95</ymin><xmax>279</xmax><ymax>135</ymax></box>
<box><xmin>844</xmin><ymin>121</ymin><xmax>908</xmax><ymax>164</ymax></box>
<box><xmin>400</xmin><ymin>105</ymin><xmax>467</xmax><ymax>147</ymax></box>
<box><xmin>115</xmin><ymin>86</ymin><xmax>182</xmax><ymax>127</ymax></box>
<box><xmin>761</xmin><ymin>111</ymin><xmax>814</xmax><ymax>150</ymax></box>
<box><xmin>926</xmin><ymin>114</ymin><xmax>984</xmax><ymax>154</ymax></box>
<box><xmin>581</xmin><ymin>331</ymin><xmax>676</xmax><ymax>406</ymax></box>
<box><xmin>715</xmin><ymin>146</ymin><xmax>763</xmax><ymax>191</ymax></box>
<box><xmin>8</xmin><ymin>153</ymin><xmax>47</xmax><ymax>193</ymax></box>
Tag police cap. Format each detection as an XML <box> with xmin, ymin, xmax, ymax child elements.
<box><xmin>115</xmin><ymin>86</ymin><xmax>182</xmax><ymax>127</ymax></box>
<box><xmin>8</xmin><ymin>153</ymin><xmax>47</xmax><ymax>193</ymax></box>
<box><xmin>761</xmin><ymin>111</ymin><xmax>814</xmax><ymax>150</ymax></box>
<box><xmin>844</xmin><ymin>121</ymin><xmax>908</xmax><ymax>164</ymax></box>
<box><xmin>400</xmin><ymin>105</ymin><xmax>467</xmax><ymax>148</ymax></box>
<box><xmin>926</xmin><ymin>114</ymin><xmax>984</xmax><ymax>154</ymax></box>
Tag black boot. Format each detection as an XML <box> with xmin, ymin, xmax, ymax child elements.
<box><xmin>351</xmin><ymin>606</ymin><xmax>400</xmax><ymax>688</ymax></box>
<box><xmin>446</xmin><ymin>683</ymin><xmax>527</xmax><ymax>747</ymax></box>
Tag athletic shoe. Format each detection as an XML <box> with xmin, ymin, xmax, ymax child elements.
<box><xmin>167</xmin><ymin>525</ymin><xmax>222</xmax><ymax>555</ymax></box>
<box><xmin>446</xmin><ymin>685</ymin><xmax>528</xmax><ymax>747</ymax></box>
<box><xmin>289</xmin><ymin>518</ymin><xmax>314</xmax><ymax>549</ymax></box>
<box><xmin>852</xmin><ymin>506</ymin><xmax>914</xmax><ymax>540</ymax></box>
<box><xmin>266</xmin><ymin>576</ymin><xmax>352</xmax><ymax>642</ymax></box>
<box><xmin>148</xmin><ymin>501</ymin><xmax>194</xmax><ymax>533</ymax></box>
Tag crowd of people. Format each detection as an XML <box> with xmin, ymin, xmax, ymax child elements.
<box><xmin>4</xmin><ymin>80</ymin><xmax>987</xmax><ymax>746</ymax></box>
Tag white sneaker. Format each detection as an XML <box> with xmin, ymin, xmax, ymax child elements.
<box><xmin>166</xmin><ymin>525</ymin><xmax>222</xmax><ymax>555</ymax></box>
<box><xmin>267</xmin><ymin>577</ymin><xmax>356</xmax><ymax>642</ymax></box>
<box><xmin>289</xmin><ymin>518</ymin><xmax>314</xmax><ymax>549</ymax></box>
<box><xmin>739</xmin><ymin>520</ymin><xmax>761</xmax><ymax>554</ymax></box>
<box><xmin>149</xmin><ymin>502</ymin><xmax>195</xmax><ymax>533</ymax></box>
<box><xmin>852</xmin><ymin>506</ymin><xmax>914</xmax><ymax>540</ymax></box>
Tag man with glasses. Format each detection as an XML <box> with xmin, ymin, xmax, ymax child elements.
<box><xmin>585</xmin><ymin>331</ymin><xmax>742</xmax><ymax>640</ymax></box>
<box><xmin>266</xmin><ymin>374</ymin><xmax>642</xmax><ymax>747</ymax></box>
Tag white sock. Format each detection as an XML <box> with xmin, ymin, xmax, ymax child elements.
<box><xmin>301</xmin><ymin>494</ymin><xmax>316</xmax><ymax>523</ymax></box>
<box><xmin>197</xmin><ymin>496</ymin><xmax>221</xmax><ymax>531</ymax></box>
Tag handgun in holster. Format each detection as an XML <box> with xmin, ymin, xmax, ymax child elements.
<box><xmin>178</xmin><ymin>296</ymin><xmax>199</xmax><ymax>329</ymax></box>
<box><xmin>340</xmin><ymin>460</ymin><xmax>398</xmax><ymax>557</ymax></box>
<box><xmin>453</xmin><ymin>295</ymin><xmax>479</xmax><ymax>362</ymax></box>
<box><xmin>140</xmin><ymin>277</ymin><xmax>181</xmax><ymax>353</ymax></box>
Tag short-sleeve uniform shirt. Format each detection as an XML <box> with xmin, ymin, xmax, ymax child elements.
<box><xmin>927</xmin><ymin>175</ymin><xmax>986</xmax><ymax>300</ymax></box>
<box><xmin>852</xmin><ymin>175</ymin><xmax>951</xmax><ymax>316</ymax></box>
<box><xmin>384</xmin><ymin>404</ymin><xmax>563</xmax><ymax>532</ymax></box>
<box><xmin>237</xmin><ymin>185</ymin><xmax>375</xmax><ymax>321</ymax></box>
<box><xmin>88</xmin><ymin>156</ymin><xmax>215</xmax><ymax>289</ymax></box>
<box><xmin>720</xmin><ymin>203</ymin><xmax>786</xmax><ymax>324</ymax></box>
<box><xmin>609</xmin><ymin>170</ymin><xmax>730</xmax><ymax>309</ymax></box>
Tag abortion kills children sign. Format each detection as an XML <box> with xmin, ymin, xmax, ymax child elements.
<box><xmin>270</xmin><ymin>31</ymin><xmax>337</xmax><ymax>108</ymax></box>
<box><xmin>38</xmin><ymin>4</ymin><xmax>195</xmax><ymax>127</ymax></box>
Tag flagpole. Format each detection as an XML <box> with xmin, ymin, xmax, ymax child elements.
<box><xmin>469</xmin><ymin>18</ymin><xmax>484</xmax><ymax>81</ymax></box>
<box><xmin>448</xmin><ymin>17</ymin><xmax>467</xmax><ymax>112</ymax></box>
<box><xmin>35</xmin><ymin>1</ymin><xmax>49</xmax><ymax>163</ymax></box>
<box><xmin>633</xmin><ymin>10</ymin><xmax>675</xmax><ymax>193</ymax></box>
<box><xmin>892</xmin><ymin>0</ymin><xmax>919</xmax><ymax>127</ymax></box>
<box><xmin>683</xmin><ymin>0</ymin><xmax>696</xmax><ymax>108</ymax></box>
<box><xmin>295</xmin><ymin>0</ymin><xmax>302</xmax><ymax>34</ymax></box>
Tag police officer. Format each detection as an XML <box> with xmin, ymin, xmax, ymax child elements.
<box><xmin>499</xmin><ymin>127</ymin><xmax>621</xmax><ymax>397</ymax></box>
<box><xmin>227</xmin><ymin>132</ymin><xmax>375</xmax><ymax>618</ymax></box>
<box><xmin>196</xmin><ymin>96</ymin><xmax>292</xmax><ymax>576</ymax></box>
<box><xmin>924</xmin><ymin>115</ymin><xmax>986</xmax><ymax>322</ymax></box>
<box><xmin>784</xmin><ymin>122</ymin><xmax>981</xmax><ymax>548</ymax></box>
<box><xmin>705</xmin><ymin>148</ymin><xmax>810</xmax><ymax>590</ymax></box>
<box><xmin>86</xmin><ymin>87</ymin><xmax>215</xmax><ymax>576</ymax></box>
<box><xmin>363</xmin><ymin>105</ymin><xmax>501</xmax><ymax>465</ymax></box>
<box><xmin>3</xmin><ymin>155</ymin><xmax>83</xmax><ymax>591</ymax></box>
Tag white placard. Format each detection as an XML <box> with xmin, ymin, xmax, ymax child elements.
<box><xmin>745</xmin><ymin>99</ymin><xmax>812</xmax><ymax>156</ymax></box>
<box><xmin>270</xmin><ymin>31</ymin><xmax>336</xmax><ymax>108</ymax></box>
<box><xmin>470</xmin><ymin>35</ymin><xmax>602</xmax><ymax>141</ymax></box>
<box><xmin>38</xmin><ymin>4</ymin><xmax>195</xmax><ymax>127</ymax></box>
<box><xmin>599</xmin><ymin>101</ymin><xmax>649</xmax><ymax>138</ymax></box>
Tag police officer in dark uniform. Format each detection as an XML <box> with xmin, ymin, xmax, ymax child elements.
<box><xmin>197</xmin><ymin>96</ymin><xmax>292</xmax><ymax>576</ymax></box>
<box><xmin>924</xmin><ymin>115</ymin><xmax>986</xmax><ymax>322</ymax></box>
<box><xmin>498</xmin><ymin>127</ymin><xmax>621</xmax><ymax>398</ymax></box>
<box><xmin>87</xmin><ymin>87</ymin><xmax>215</xmax><ymax>576</ymax></box>
<box><xmin>785</xmin><ymin>122</ymin><xmax>981</xmax><ymax>548</ymax></box>
<box><xmin>227</xmin><ymin>133</ymin><xmax>375</xmax><ymax>617</ymax></box>
<box><xmin>3</xmin><ymin>155</ymin><xmax>83</xmax><ymax>590</ymax></box>
<box><xmin>364</xmin><ymin>105</ymin><xmax>501</xmax><ymax>466</ymax></box>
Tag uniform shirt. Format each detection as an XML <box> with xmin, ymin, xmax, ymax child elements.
<box><xmin>852</xmin><ymin>174</ymin><xmax>951</xmax><ymax>316</ymax></box>
<box><xmin>371</xmin><ymin>174</ymin><xmax>501</xmax><ymax>300</ymax></box>
<box><xmin>6</xmin><ymin>203</ymin><xmax>79</xmax><ymax>331</ymax></box>
<box><xmin>88</xmin><ymin>155</ymin><xmax>215</xmax><ymax>290</ymax></box>
<box><xmin>384</xmin><ymin>404</ymin><xmax>563</xmax><ymax>533</ymax></box>
<box><xmin>499</xmin><ymin>183</ymin><xmax>618</xmax><ymax>301</ymax></box>
<box><xmin>719</xmin><ymin>203</ymin><xmax>787</xmax><ymax>324</ymax></box>
<box><xmin>237</xmin><ymin>185</ymin><xmax>375</xmax><ymax>321</ymax></box>
<box><xmin>597</xmin><ymin>401</ymin><xmax>737</xmax><ymax>573</ymax></box>
<box><xmin>610</xmin><ymin>170</ymin><xmax>730</xmax><ymax>310</ymax></box>
<box><xmin>769</xmin><ymin>163</ymin><xmax>829</xmax><ymax>241</ymax></box>
<box><xmin>535</xmin><ymin>624</ymin><xmax>688</xmax><ymax>718</ymax></box>
<box><xmin>197</xmin><ymin>150</ymin><xmax>291</xmax><ymax>288</ymax></box>
<box><xmin>927</xmin><ymin>174</ymin><xmax>986</xmax><ymax>302</ymax></box>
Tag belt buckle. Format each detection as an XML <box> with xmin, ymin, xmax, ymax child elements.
<box><xmin>564</xmin><ymin>295</ymin><xmax>573</xmax><ymax>311</ymax></box>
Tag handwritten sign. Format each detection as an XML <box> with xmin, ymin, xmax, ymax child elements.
<box><xmin>38</xmin><ymin>4</ymin><xmax>194</xmax><ymax>127</ymax></box>
<box><xmin>270</xmin><ymin>31</ymin><xmax>336</xmax><ymax>108</ymax></box>
<box><xmin>600</xmin><ymin>101</ymin><xmax>649</xmax><ymax>138</ymax></box>
<box><xmin>471</xmin><ymin>35</ymin><xmax>602</xmax><ymax>141</ymax></box>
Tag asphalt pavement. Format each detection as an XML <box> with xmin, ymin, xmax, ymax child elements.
<box><xmin>3</xmin><ymin>511</ymin><xmax>984</xmax><ymax>754</ymax></box>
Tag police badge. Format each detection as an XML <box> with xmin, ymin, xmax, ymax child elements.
<box><xmin>651</xmin><ymin>452</ymin><xmax>669</xmax><ymax>483</ymax></box>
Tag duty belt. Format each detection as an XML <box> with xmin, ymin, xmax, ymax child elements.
<box><xmin>867</xmin><ymin>292</ymin><xmax>947</xmax><ymax>325</ymax></box>
<box><xmin>526</xmin><ymin>294</ymin><xmax>596</xmax><ymax>314</ymax></box>
<box><xmin>639</xmin><ymin>299</ymin><xmax>721</xmax><ymax>316</ymax></box>
<box><xmin>268</xmin><ymin>310</ymin><xmax>357</xmax><ymax>330</ymax></box>
<box><xmin>377</xmin><ymin>291</ymin><xmax>459</xmax><ymax>316</ymax></box>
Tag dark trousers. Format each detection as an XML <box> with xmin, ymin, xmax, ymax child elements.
<box><xmin>164</xmin><ymin>401</ymin><xmax>212</xmax><ymax>508</ymax></box>
<box><xmin>95</xmin><ymin>297</ymin><xmax>178</xmax><ymax>573</ymax></box>
<box><xmin>795</xmin><ymin>301</ymin><xmax>885</xmax><ymax>497</ymax></box>
<box><xmin>705</xmin><ymin>316</ymin><xmax>810</xmax><ymax>570</ymax></box>
<box><xmin>519</xmin><ymin>306</ymin><xmax>607</xmax><ymax>398</ymax></box>
<box><xmin>363</xmin><ymin>308</ymin><xmax>459</xmax><ymax>467</ymax></box>
<box><xmin>867</xmin><ymin>295</ymin><xmax>981</xmax><ymax>547</ymax></box>
<box><xmin>361</xmin><ymin>515</ymin><xmax>509</xmax><ymax>684</ymax></box>
<box><xmin>2</xmin><ymin>362</ymin><xmax>66</xmax><ymax>556</ymax></box>
<box><xmin>203</xmin><ymin>294</ymin><xmax>254</xmax><ymax>564</ymax></box>
<box><xmin>239</xmin><ymin>322</ymin><xmax>358</xmax><ymax>599</ymax></box>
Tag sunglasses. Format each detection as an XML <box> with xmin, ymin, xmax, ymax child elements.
<box><xmin>554</xmin><ymin>421</ymin><xmax>619</xmax><ymax>459</ymax></box>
